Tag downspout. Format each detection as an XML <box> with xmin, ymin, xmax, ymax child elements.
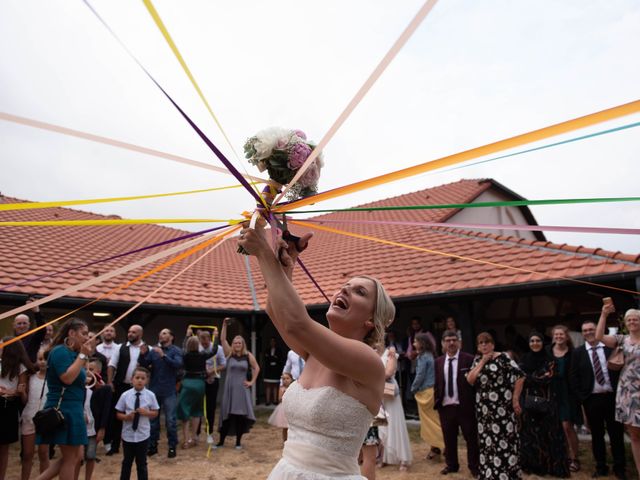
<box><xmin>244</xmin><ymin>255</ymin><xmax>261</xmax><ymax>406</ymax></box>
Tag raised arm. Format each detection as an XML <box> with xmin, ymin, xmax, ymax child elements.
<box><xmin>595</xmin><ymin>302</ymin><xmax>618</xmax><ymax>348</ymax></box>
<box><xmin>239</xmin><ymin>224</ymin><xmax>384</xmax><ymax>388</ymax></box>
<box><xmin>384</xmin><ymin>347</ymin><xmax>397</xmax><ymax>379</ymax></box>
<box><xmin>220</xmin><ymin>318</ymin><xmax>232</xmax><ymax>357</ymax></box>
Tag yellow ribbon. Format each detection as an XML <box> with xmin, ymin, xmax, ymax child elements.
<box><xmin>189</xmin><ymin>324</ymin><xmax>218</xmax><ymax>331</ymax></box>
<box><xmin>292</xmin><ymin>221</ymin><xmax>640</xmax><ymax>296</ymax></box>
<box><xmin>0</xmin><ymin>219</ymin><xmax>241</xmax><ymax>227</ymax></box>
<box><xmin>0</xmin><ymin>185</ymin><xmax>255</xmax><ymax>212</ymax></box>
<box><xmin>277</xmin><ymin>99</ymin><xmax>640</xmax><ymax>212</ymax></box>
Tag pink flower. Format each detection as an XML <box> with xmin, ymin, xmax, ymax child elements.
<box><xmin>293</xmin><ymin>129</ymin><xmax>307</xmax><ymax>140</ymax></box>
<box><xmin>298</xmin><ymin>161</ymin><xmax>321</xmax><ymax>188</ymax></box>
<box><xmin>288</xmin><ymin>143</ymin><xmax>311</xmax><ymax>169</ymax></box>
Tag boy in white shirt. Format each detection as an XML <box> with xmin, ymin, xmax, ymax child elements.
<box><xmin>115</xmin><ymin>367</ymin><xmax>159</xmax><ymax>480</ymax></box>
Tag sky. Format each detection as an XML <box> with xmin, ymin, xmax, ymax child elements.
<box><xmin>1</xmin><ymin>0</ymin><xmax>639</xmax><ymax>254</ymax></box>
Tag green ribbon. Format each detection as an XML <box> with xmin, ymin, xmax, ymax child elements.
<box><xmin>286</xmin><ymin>196</ymin><xmax>640</xmax><ymax>214</ymax></box>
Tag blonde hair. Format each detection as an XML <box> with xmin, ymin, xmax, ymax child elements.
<box><xmin>185</xmin><ymin>336</ymin><xmax>200</xmax><ymax>353</ymax></box>
<box><xmin>624</xmin><ymin>309</ymin><xmax>640</xmax><ymax>321</ymax></box>
<box><xmin>231</xmin><ymin>335</ymin><xmax>248</xmax><ymax>357</ymax></box>
<box><xmin>356</xmin><ymin>275</ymin><xmax>395</xmax><ymax>349</ymax></box>
<box><xmin>551</xmin><ymin>324</ymin><xmax>574</xmax><ymax>349</ymax></box>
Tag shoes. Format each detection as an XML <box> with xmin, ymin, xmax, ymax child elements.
<box><xmin>235</xmin><ymin>445</ymin><xmax>243</xmax><ymax>450</ymax></box>
<box><xmin>439</xmin><ymin>466</ymin><xmax>459</xmax><ymax>475</ymax></box>
<box><xmin>398</xmin><ymin>464</ymin><xmax>408</xmax><ymax>472</ymax></box>
<box><xmin>427</xmin><ymin>448</ymin><xmax>441</xmax><ymax>460</ymax></box>
<box><xmin>105</xmin><ymin>449</ymin><xmax>119</xmax><ymax>456</ymax></box>
<box><xmin>182</xmin><ymin>439</ymin><xmax>195</xmax><ymax>449</ymax></box>
<box><xmin>168</xmin><ymin>448</ymin><xmax>176</xmax><ymax>458</ymax></box>
<box><xmin>207</xmin><ymin>434</ymin><xmax>214</xmax><ymax>445</ymax></box>
<box><xmin>592</xmin><ymin>469</ymin><xmax>609</xmax><ymax>478</ymax></box>
<box><xmin>470</xmin><ymin>469</ymin><xmax>480</xmax><ymax>478</ymax></box>
<box><xmin>613</xmin><ymin>469</ymin><xmax>627</xmax><ymax>480</ymax></box>
<box><xmin>215</xmin><ymin>441</ymin><xmax>224</xmax><ymax>448</ymax></box>
<box><xmin>569</xmin><ymin>459</ymin><xmax>580</xmax><ymax>472</ymax></box>
<box><xmin>147</xmin><ymin>446</ymin><xmax>158</xmax><ymax>457</ymax></box>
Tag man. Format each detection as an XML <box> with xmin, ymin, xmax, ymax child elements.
<box><xmin>96</xmin><ymin>325</ymin><xmax>120</xmax><ymax>365</ymax></box>
<box><xmin>570</xmin><ymin>320</ymin><xmax>626</xmax><ymax>479</ymax></box>
<box><xmin>434</xmin><ymin>330</ymin><xmax>479</xmax><ymax>476</ymax></box>
<box><xmin>87</xmin><ymin>332</ymin><xmax>109</xmax><ymax>381</ymax></box>
<box><xmin>283</xmin><ymin>349</ymin><xmax>305</xmax><ymax>380</ymax></box>
<box><xmin>138</xmin><ymin>328</ymin><xmax>183</xmax><ymax>458</ymax></box>
<box><xmin>14</xmin><ymin>297</ymin><xmax>46</xmax><ymax>363</ymax></box>
<box><xmin>203</xmin><ymin>329</ymin><xmax>226</xmax><ymax>444</ymax></box>
<box><xmin>106</xmin><ymin>324</ymin><xmax>145</xmax><ymax>455</ymax></box>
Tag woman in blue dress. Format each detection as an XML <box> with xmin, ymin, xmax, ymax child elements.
<box><xmin>37</xmin><ymin>318</ymin><xmax>93</xmax><ymax>480</ymax></box>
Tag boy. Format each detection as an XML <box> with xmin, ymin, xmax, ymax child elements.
<box><xmin>115</xmin><ymin>367</ymin><xmax>159</xmax><ymax>480</ymax></box>
<box><xmin>84</xmin><ymin>358</ymin><xmax>112</xmax><ymax>480</ymax></box>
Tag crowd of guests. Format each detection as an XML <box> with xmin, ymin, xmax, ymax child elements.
<box><xmin>1</xmin><ymin>299</ymin><xmax>639</xmax><ymax>479</ymax></box>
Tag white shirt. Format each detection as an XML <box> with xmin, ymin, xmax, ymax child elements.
<box><xmin>586</xmin><ymin>342</ymin><xmax>613</xmax><ymax>394</ymax></box>
<box><xmin>108</xmin><ymin>342</ymin><xmax>142</xmax><ymax>384</ymax></box>
<box><xmin>0</xmin><ymin>363</ymin><xmax>27</xmax><ymax>391</ymax></box>
<box><xmin>442</xmin><ymin>351</ymin><xmax>460</xmax><ymax>406</ymax></box>
<box><xmin>84</xmin><ymin>387</ymin><xmax>96</xmax><ymax>437</ymax></box>
<box><xmin>97</xmin><ymin>341</ymin><xmax>121</xmax><ymax>363</ymax></box>
<box><xmin>115</xmin><ymin>387</ymin><xmax>159</xmax><ymax>443</ymax></box>
<box><xmin>283</xmin><ymin>350</ymin><xmax>305</xmax><ymax>380</ymax></box>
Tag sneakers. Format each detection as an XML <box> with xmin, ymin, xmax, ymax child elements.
<box><xmin>207</xmin><ymin>434</ymin><xmax>214</xmax><ymax>445</ymax></box>
<box><xmin>235</xmin><ymin>445</ymin><xmax>243</xmax><ymax>450</ymax></box>
<box><xmin>168</xmin><ymin>448</ymin><xmax>177</xmax><ymax>458</ymax></box>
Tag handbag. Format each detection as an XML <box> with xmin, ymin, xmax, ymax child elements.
<box><xmin>523</xmin><ymin>388</ymin><xmax>551</xmax><ymax>414</ymax></box>
<box><xmin>33</xmin><ymin>386</ymin><xmax>65</xmax><ymax>436</ymax></box>
<box><xmin>383</xmin><ymin>381</ymin><xmax>397</xmax><ymax>398</ymax></box>
<box><xmin>372</xmin><ymin>404</ymin><xmax>389</xmax><ymax>427</ymax></box>
<box><xmin>607</xmin><ymin>346</ymin><xmax>624</xmax><ymax>371</ymax></box>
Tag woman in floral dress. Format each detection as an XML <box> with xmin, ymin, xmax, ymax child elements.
<box><xmin>596</xmin><ymin>304</ymin><xmax>640</xmax><ymax>477</ymax></box>
<box><xmin>467</xmin><ymin>332</ymin><xmax>525</xmax><ymax>480</ymax></box>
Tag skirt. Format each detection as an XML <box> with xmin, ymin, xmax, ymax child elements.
<box><xmin>268</xmin><ymin>404</ymin><xmax>288</xmax><ymax>429</ymax></box>
<box><xmin>177</xmin><ymin>377</ymin><xmax>205</xmax><ymax>420</ymax></box>
<box><xmin>0</xmin><ymin>397</ymin><xmax>21</xmax><ymax>444</ymax></box>
<box><xmin>414</xmin><ymin>387</ymin><xmax>444</xmax><ymax>450</ymax></box>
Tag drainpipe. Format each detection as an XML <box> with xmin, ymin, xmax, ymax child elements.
<box><xmin>244</xmin><ymin>255</ymin><xmax>261</xmax><ymax>406</ymax></box>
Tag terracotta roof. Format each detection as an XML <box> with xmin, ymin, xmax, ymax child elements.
<box><xmin>1</xmin><ymin>180</ymin><xmax>638</xmax><ymax>311</ymax></box>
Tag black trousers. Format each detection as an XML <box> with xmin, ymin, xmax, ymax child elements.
<box><xmin>195</xmin><ymin>379</ymin><xmax>220</xmax><ymax>436</ymax></box>
<box><xmin>108</xmin><ymin>383</ymin><xmax>130</xmax><ymax>451</ymax></box>
<box><xmin>582</xmin><ymin>392</ymin><xmax>626</xmax><ymax>474</ymax></box>
<box><xmin>120</xmin><ymin>439</ymin><xmax>149</xmax><ymax>480</ymax></box>
<box><xmin>438</xmin><ymin>404</ymin><xmax>479</xmax><ymax>472</ymax></box>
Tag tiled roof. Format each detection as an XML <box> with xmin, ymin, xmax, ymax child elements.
<box><xmin>1</xmin><ymin>179</ymin><xmax>638</xmax><ymax>311</ymax></box>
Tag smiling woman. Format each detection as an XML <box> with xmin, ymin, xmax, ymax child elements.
<box><xmin>237</xmin><ymin>221</ymin><xmax>395</xmax><ymax>479</ymax></box>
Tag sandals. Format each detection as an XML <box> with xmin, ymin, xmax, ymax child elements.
<box><xmin>426</xmin><ymin>447</ymin><xmax>441</xmax><ymax>460</ymax></box>
<box><xmin>182</xmin><ymin>439</ymin><xmax>195</xmax><ymax>449</ymax></box>
<box><xmin>569</xmin><ymin>459</ymin><xmax>580</xmax><ymax>472</ymax></box>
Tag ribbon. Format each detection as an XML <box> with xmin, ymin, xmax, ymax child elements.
<box><xmin>276</xmin><ymin>99</ymin><xmax>640</xmax><ymax>213</ymax></box>
<box><xmin>285</xmin><ymin>196</ymin><xmax>640</xmax><ymax>215</ymax></box>
<box><xmin>0</xmin><ymin>218</ymin><xmax>240</xmax><ymax>227</ymax></box>
<box><xmin>294</xmin><ymin>218</ymin><xmax>640</xmax><ymax>236</ymax></box>
<box><xmin>83</xmin><ymin>1</ymin><xmax>266</xmax><ymax>207</ymax></box>
<box><xmin>274</xmin><ymin>0</ymin><xmax>440</xmax><ymax>205</ymax></box>
<box><xmin>0</xmin><ymin>227</ymin><xmax>236</xmax><ymax>322</ymax></box>
<box><xmin>291</xmin><ymin>221</ymin><xmax>640</xmax><ymax>296</ymax></box>
<box><xmin>0</xmin><ymin>112</ymin><xmax>267</xmax><ymax>183</ymax></box>
<box><xmin>0</xmin><ymin>184</ymin><xmax>256</xmax><ymax>212</ymax></box>
<box><xmin>0</xmin><ymin>224</ymin><xmax>229</xmax><ymax>292</ymax></box>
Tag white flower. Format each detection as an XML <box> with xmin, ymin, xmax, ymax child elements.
<box><xmin>253</xmin><ymin>127</ymin><xmax>289</xmax><ymax>160</ymax></box>
<box><xmin>482</xmin><ymin>405</ymin><xmax>488</xmax><ymax>415</ymax></box>
<box><xmin>499</xmin><ymin>440</ymin><xmax>508</xmax><ymax>449</ymax></box>
<box><xmin>486</xmin><ymin>437</ymin><xmax>492</xmax><ymax>446</ymax></box>
<box><xmin>505</xmin><ymin>390</ymin><xmax>512</xmax><ymax>400</ymax></box>
<box><xmin>500</xmin><ymin>473</ymin><xmax>509</xmax><ymax>480</ymax></box>
<box><xmin>508</xmin><ymin>455</ymin><xmax>518</xmax><ymax>466</ymax></box>
<box><xmin>478</xmin><ymin>424</ymin><xmax>484</xmax><ymax>434</ymax></box>
<box><xmin>489</xmin><ymin>364</ymin><xmax>497</xmax><ymax>371</ymax></box>
<box><xmin>506</xmin><ymin>421</ymin><xmax>514</xmax><ymax>432</ymax></box>
<box><xmin>494</xmin><ymin>457</ymin><xmax>502</xmax><ymax>467</ymax></box>
<box><xmin>497</xmin><ymin>407</ymin><xmax>506</xmax><ymax>416</ymax></box>
<box><xmin>489</xmin><ymin>392</ymin><xmax>498</xmax><ymax>402</ymax></box>
<box><xmin>491</xmin><ymin>424</ymin><xmax>500</xmax><ymax>434</ymax></box>
<box><xmin>480</xmin><ymin>454</ymin><xmax>486</xmax><ymax>464</ymax></box>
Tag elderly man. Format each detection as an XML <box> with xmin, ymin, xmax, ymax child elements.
<box><xmin>96</xmin><ymin>325</ymin><xmax>120</xmax><ymax>365</ymax></box>
<box><xmin>139</xmin><ymin>328</ymin><xmax>183</xmax><ymax>458</ymax></box>
<box><xmin>106</xmin><ymin>324</ymin><xmax>145</xmax><ymax>456</ymax></box>
<box><xmin>13</xmin><ymin>297</ymin><xmax>45</xmax><ymax>363</ymax></box>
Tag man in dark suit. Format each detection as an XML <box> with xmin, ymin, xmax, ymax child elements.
<box><xmin>570</xmin><ymin>320</ymin><xmax>626</xmax><ymax>479</ymax></box>
<box><xmin>434</xmin><ymin>329</ymin><xmax>479</xmax><ymax>476</ymax></box>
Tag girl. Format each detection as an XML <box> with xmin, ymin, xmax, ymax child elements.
<box><xmin>268</xmin><ymin>372</ymin><xmax>293</xmax><ymax>441</ymax></box>
<box><xmin>21</xmin><ymin>348</ymin><xmax>50</xmax><ymax>480</ymax></box>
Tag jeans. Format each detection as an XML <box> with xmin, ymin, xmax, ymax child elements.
<box><xmin>149</xmin><ymin>392</ymin><xmax>178</xmax><ymax>449</ymax></box>
<box><xmin>120</xmin><ymin>439</ymin><xmax>149</xmax><ymax>480</ymax></box>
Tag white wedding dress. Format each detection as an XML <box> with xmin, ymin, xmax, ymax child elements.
<box><xmin>267</xmin><ymin>381</ymin><xmax>372</xmax><ymax>479</ymax></box>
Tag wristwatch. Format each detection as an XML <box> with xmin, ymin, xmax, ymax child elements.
<box><xmin>78</xmin><ymin>353</ymin><xmax>88</xmax><ymax>361</ymax></box>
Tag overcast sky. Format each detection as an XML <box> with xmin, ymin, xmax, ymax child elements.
<box><xmin>1</xmin><ymin>0</ymin><xmax>639</xmax><ymax>255</ymax></box>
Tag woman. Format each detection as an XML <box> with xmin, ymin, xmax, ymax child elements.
<box><xmin>596</xmin><ymin>304</ymin><xmax>640</xmax><ymax>476</ymax></box>
<box><xmin>410</xmin><ymin>332</ymin><xmax>444</xmax><ymax>460</ymax></box>
<box><xmin>177</xmin><ymin>335</ymin><xmax>213</xmax><ymax>448</ymax></box>
<box><xmin>549</xmin><ymin>324</ymin><xmax>581</xmax><ymax>472</ymax></box>
<box><xmin>519</xmin><ymin>332</ymin><xmax>569</xmax><ymax>477</ymax></box>
<box><xmin>217</xmin><ymin>318</ymin><xmax>260</xmax><ymax>449</ymax></box>
<box><xmin>445</xmin><ymin>316</ymin><xmax>462</xmax><ymax>341</ymax></box>
<box><xmin>378</xmin><ymin>344</ymin><xmax>412</xmax><ymax>471</ymax></box>
<box><xmin>467</xmin><ymin>331</ymin><xmax>524</xmax><ymax>480</ymax></box>
<box><xmin>36</xmin><ymin>317</ymin><xmax>93</xmax><ymax>480</ymax></box>
<box><xmin>239</xmin><ymin>221</ymin><xmax>394</xmax><ymax>479</ymax></box>
<box><xmin>263</xmin><ymin>337</ymin><xmax>284</xmax><ymax>405</ymax></box>
<box><xmin>21</xmin><ymin>348</ymin><xmax>50</xmax><ymax>480</ymax></box>
<box><xmin>0</xmin><ymin>336</ymin><xmax>32</xmax><ymax>479</ymax></box>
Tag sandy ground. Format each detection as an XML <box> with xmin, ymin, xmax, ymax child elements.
<box><xmin>7</xmin><ymin>408</ymin><xmax>634</xmax><ymax>479</ymax></box>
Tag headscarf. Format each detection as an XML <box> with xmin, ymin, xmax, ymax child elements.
<box><xmin>519</xmin><ymin>331</ymin><xmax>552</xmax><ymax>374</ymax></box>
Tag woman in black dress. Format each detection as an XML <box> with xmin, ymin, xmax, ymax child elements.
<box><xmin>467</xmin><ymin>331</ymin><xmax>525</xmax><ymax>480</ymax></box>
<box><xmin>519</xmin><ymin>331</ymin><xmax>570</xmax><ymax>477</ymax></box>
<box><xmin>263</xmin><ymin>337</ymin><xmax>283</xmax><ymax>405</ymax></box>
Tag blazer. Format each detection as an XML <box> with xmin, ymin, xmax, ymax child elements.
<box><xmin>434</xmin><ymin>351</ymin><xmax>475</xmax><ymax>412</ymax></box>
<box><xmin>569</xmin><ymin>343</ymin><xmax>620</xmax><ymax>402</ymax></box>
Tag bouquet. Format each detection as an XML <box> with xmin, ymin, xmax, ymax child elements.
<box><xmin>243</xmin><ymin>127</ymin><xmax>323</xmax><ymax>201</ymax></box>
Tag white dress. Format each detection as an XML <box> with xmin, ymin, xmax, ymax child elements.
<box><xmin>268</xmin><ymin>381</ymin><xmax>372</xmax><ymax>479</ymax></box>
<box><xmin>378</xmin><ymin>349</ymin><xmax>413</xmax><ymax>466</ymax></box>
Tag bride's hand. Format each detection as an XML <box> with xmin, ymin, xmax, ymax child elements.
<box><xmin>237</xmin><ymin>218</ymin><xmax>270</xmax><ymax>257</ymax></box>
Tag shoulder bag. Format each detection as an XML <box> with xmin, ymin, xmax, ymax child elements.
<box><xmin>33</xmin><ymin>385</ymin><xmax>66</xmax><ymax>436</ymax></box>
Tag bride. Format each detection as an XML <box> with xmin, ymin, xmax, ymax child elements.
<box><xmin>239</xmin><ymin>222</ymin><xmax>395</xmax><ymax>479</ymax></box>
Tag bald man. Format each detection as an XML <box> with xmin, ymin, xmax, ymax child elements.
<box><xmin>13</xmin><ymin>298</ymin><xmax>46</xmax><ymax>363</ymax></box>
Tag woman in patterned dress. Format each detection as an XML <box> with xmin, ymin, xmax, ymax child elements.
<box><xmin>596</xmin><ymin>304</ymin><xmax>640</xmax><ymax>477</ymax></box>
<box><xmin>466</xmin><ymin>331</ymin><xmax>525</xmax><ymax>480</ymax></box>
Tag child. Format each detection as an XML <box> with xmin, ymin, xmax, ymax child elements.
<box><xmin>115</xmin><ymin>367</ymin><xmax>159</xmax><ymax>480</ymax></box>
<box><xmin>268</xmin><ymin>372</ymin><xmax>292</xmax><ymax>442</ymax></box>
<box><xmin>79</xmin><ymin>370</ymin><xmax>98</xmax><ymax>480</ymax></box>
<box><xmin>20</xmin><ymin>348</ymin><xmax>49</xmax><ymax>480</ymax></box>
